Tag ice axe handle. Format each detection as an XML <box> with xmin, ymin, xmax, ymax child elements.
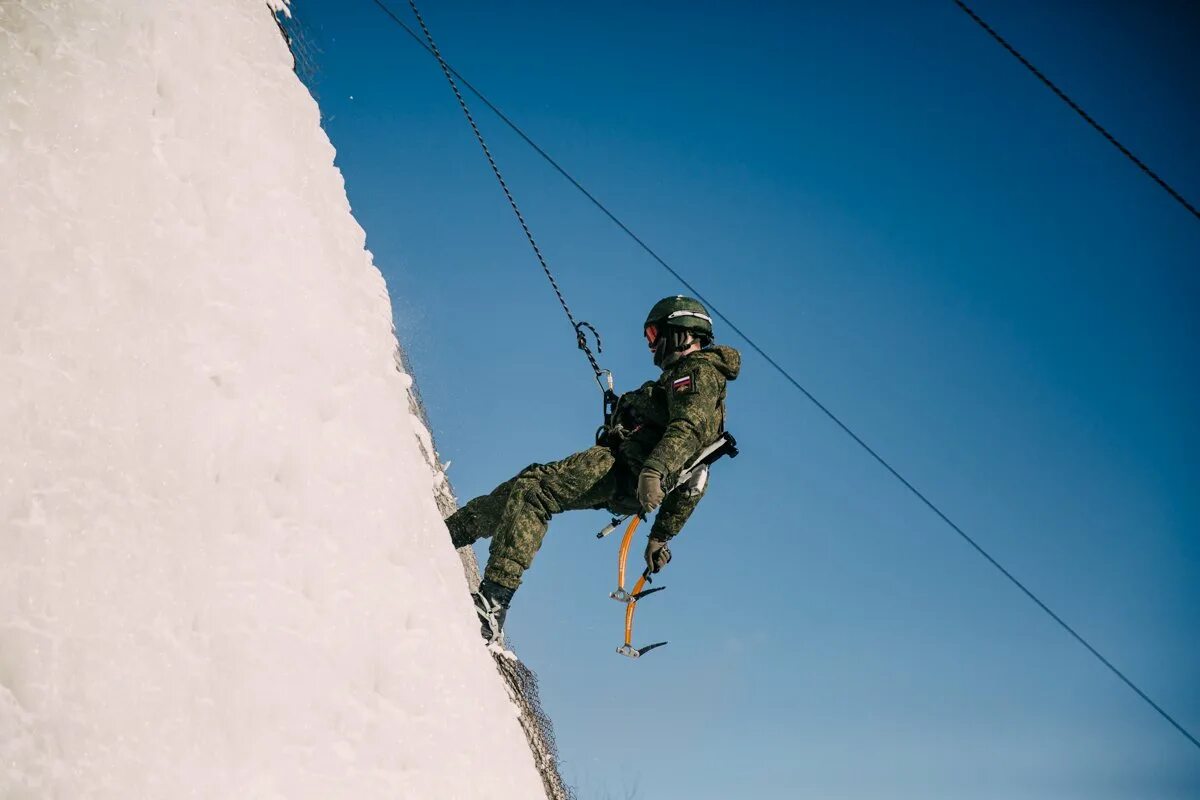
<box><xmin>596</xmin><ymin>516</ymin><xmax>623</xmax><ymax>539</ymax></box>
<box><xmin>703</xmin><ymin>432</ymin><xmax>738</xmax><ymax>465</ymax></box>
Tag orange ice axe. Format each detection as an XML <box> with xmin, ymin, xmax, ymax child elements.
<box><xmin>609</xmin><ymin>515</ymin><xmax>668</xmax><ymax>658</ymax></box>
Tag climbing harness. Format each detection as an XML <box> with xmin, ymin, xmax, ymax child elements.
<box><xmin>405</xmin><ymin>0</ymin><xmax>617</xmax><ymax>428</ymax></box>
<box><xmin>596</xmin><ymin>432</ymin><xmax>740</xmax><ymax>540</ymax></box>
<box><xmin>602</xmin><ymin>432</ymin><xmax>740</xmax><ymax>658</ymax></box>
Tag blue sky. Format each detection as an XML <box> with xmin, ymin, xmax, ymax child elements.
<box><xmin>283</xmin><ymin>2</ymin><xmax>1198</xmax><ymax>796</ymax></box>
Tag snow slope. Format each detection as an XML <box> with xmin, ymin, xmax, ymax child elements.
<box><xmin>0</xmin><ymin>1</ymin><xmax>545</xmax><ymax>797</ymax></box>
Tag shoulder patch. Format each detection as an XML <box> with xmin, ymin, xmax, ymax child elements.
<box><xmin>671</xmin><ymin>373</ymin><xmax>695</xmax><ymax>394</ymax></box>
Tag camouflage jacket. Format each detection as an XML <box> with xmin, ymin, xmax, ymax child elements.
<box><xmin>609</xmin><ymin>345</ymin><xmax>741</xmax><ymax>539</ymax></box>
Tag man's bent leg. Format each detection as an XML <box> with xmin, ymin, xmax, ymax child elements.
<box><xmin>484</xmin><ymin>446</ymin><xmax>617</xmax><ymax>589</ymax></box>
<box><xmin>445</xmin><ymin>475</ymin><xmax>521</xmax><ymax>549</ymax></box>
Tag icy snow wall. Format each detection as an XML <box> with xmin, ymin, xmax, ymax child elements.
<box><xmin>0</xmin><ymin>1</ymin><xmax>546</xmax><ymax>797</ymax></box>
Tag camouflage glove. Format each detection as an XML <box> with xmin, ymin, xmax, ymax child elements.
<box><xmin>644</xmin><ymin>537</ymin><xmax>672</xmax><ymax>574</ymax></box>
<box><xmin>637</xmin><ymin>468</ymin><xmax>665</xmax><ymax>512</ymax></box>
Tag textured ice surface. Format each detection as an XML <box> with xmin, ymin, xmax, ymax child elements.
<box><xmin>0</xmin><ymin>1</ymin><xmax>543</xmax><ymax>797</ymax></box>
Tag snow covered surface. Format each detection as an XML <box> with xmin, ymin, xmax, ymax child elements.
<box><xmin>0</xmin><ymin>1</ymin><xmax>544</xmax><ymax>796</ymax></box>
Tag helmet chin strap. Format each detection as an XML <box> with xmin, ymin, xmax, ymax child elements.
<box><xmin>652</xmin><ymin>338</ymin><xmax>668</xmax><ymax>367</ymax></box>
<box><xmin>653</xmin><ymin>328</ymin><xmax>696</xmax><ymax>367</ymax></box>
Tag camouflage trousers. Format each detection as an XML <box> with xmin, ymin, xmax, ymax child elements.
<box><xmin>445</xmin><ymin>446</ymin><xmax>639</xmax><ymax>590</ymax></box>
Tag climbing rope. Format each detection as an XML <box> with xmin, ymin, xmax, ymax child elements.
<box><xmin>398</xmin><ymin>0</ymin><xmax>611</xmax><ymax>394</ymax></box>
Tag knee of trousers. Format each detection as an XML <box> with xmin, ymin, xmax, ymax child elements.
<box><xmin>509</xmin><ymin>474</ymin><xmax>558</xmax><ymax>523</ymax></box>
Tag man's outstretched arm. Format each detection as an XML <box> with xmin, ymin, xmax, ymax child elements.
<box><xmin>644</xmin><ymin>470</ymin><xmax>708</xmax><ymax>573</ymax></box>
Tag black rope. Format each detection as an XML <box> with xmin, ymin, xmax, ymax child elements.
<box><xmin>368</xmin><ymin>0</ymin><xmax>1199</xmax><ymax>753</ymax></box>
<box><xmin>387</xmin><ymin>0</ymin><xmax>607</xmax><ymax>385</ymax></box>
<box><xmin>953</xmin><ymin>0</ymin><xmax>1200</xmax><ymax>223</ymax></box>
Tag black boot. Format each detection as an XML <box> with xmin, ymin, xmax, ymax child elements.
<box><xmin>471</xmin><ymin>579</ymin><xmax>515</xmax><ymax>644</ymax></box>
<box><xmin>446</xmin><ymin>513</ymin><xmax>475</xmax><ymax>549</ymax></box>
<box><xmin>449</xmin><ymin>524</ymin><xmax>473</xmax><ymax>549</ymax></box>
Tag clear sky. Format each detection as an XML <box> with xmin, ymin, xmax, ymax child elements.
<box><xmin>282</xmin><ymin>2</ymin><xmax>1198</xmax><ymax>797</ymax></box>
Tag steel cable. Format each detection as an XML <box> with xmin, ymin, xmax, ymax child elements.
<box><xmin>953</xmin><ymin>0</ymin><xmax>1199</xmax><ymax>222</ymax></box>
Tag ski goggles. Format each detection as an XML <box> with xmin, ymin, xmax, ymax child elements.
<box><xmin>644</xmin><ymin>323</ymin><xmax>660</xmax><ymax>348</ymax></box>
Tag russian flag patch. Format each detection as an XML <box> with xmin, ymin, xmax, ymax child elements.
<box><xmin>672</xmin><ymin>374</ymin><xmax>694</xmax><ymax>394</ymax></box>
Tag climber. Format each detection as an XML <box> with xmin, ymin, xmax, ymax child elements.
<box><xmin>446</xmin><ymin>295</ymin><xmax>741</xmax><ymax>643</ymax></box>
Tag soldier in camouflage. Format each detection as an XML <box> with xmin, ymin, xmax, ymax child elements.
<box><xmin>446</xmin><ymin>296</ymin><xmax>741</xmax><ymax>642</ymax></box>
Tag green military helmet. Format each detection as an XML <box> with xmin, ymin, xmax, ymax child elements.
<box><xmin>644</xmin><ymin>295</ymin><xmax>714</xmax><ymax>339</ymax></box>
